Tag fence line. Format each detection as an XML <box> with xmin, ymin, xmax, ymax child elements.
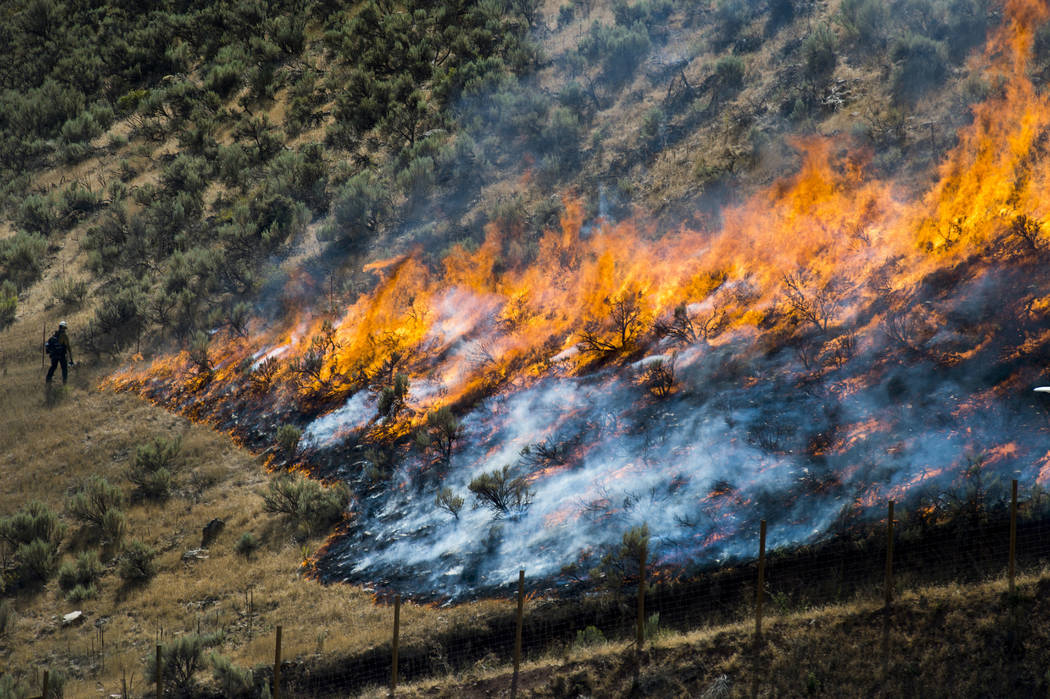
<box><xmin>30</xmin><ymin>477</ymin><xmax>1050</xmax><ymax>697</ymax></box>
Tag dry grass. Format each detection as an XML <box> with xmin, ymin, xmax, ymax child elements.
<box><xmin>0</xmin><ymin>266</ymin><xmax>510</xmax><ymax>697</ymax></box>
<box><xmin>380</xmin><ymin>569</ymin><xmax>1050</xmax><ymax>698</ymax></box>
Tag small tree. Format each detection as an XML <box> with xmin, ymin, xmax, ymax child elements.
<box><xmin>468</xmin><ymin>465</ymin><xmax>534</xmax><ymax>517</ymax></box>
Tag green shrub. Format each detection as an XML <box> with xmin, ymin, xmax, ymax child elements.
<box><xmin>235</xmin><ymin>532</ymin><xmax>259</xmax><ymax>557</ymax></box>
<box><xmin>579</xmin><ymin>21</ymin><xmax>651</xmax><ymax>84</ymax></box>
<box><xmin>146</xmin><ymin>632</ymin><xmax>223</xmax><ymax>695</ymax></box>
<box><xmin>0</xmin><ymin>232</ymin><xmax>47</xmax><ymax>290</ymax></box>
<box><xmin>16</xmin><ymin>538</ymin><xmax>60</xmax><ymax>584</ymax></box>
<box><xmin>715</xmin><ymin>55</ymin><xmax>745</xmax><ymax>91</ymax></box>
<box><xmin>128</xmin><ymin>436</ymin><xmax>182</xmax><ymax>500</ymax></box>
<box><xmin>435</xmin><ymin>487</ymin><xmax>465</xmax><ymax>519</ymax></box>
<box><xmin>837</xmin><ymin>0</ymin><xmax>886</xmax><ymax>49</ymax></box>
<box><xmin>15</xmin><ymin>193</ymin><xmax>58</xmax><ymax>236</ymax></box>
<box><xmin>209</xmin><ymin>654</ymin><xmax>259</xmax><ymax>698</ymax></box>
<box><xmin>263</xmin><ymin>473</ymin><xmax>349</xmax><ymax>534</ymax></box>
<box><xmin>118</xmin><ymin>540</ymin><xmax>157</xmax><ymax>584</ymax></box>
<box><xmin>321</xmin><ymin>171</ymin><xmax>392</xmax><ymax>250</ymax></box>
<box><xmin>57</xmin><ymin>182</ymin><xmax>102</xmax><ymax>224</ymax></box>
<box><xmin>66</xmin><ymin>583</ymin><xmax>98</xmax><ymax>602</ymax></box>
<box><xmin>60</xmin><ymin>112</ymin><xmax>102</xmax><ymax>145</ymax></box>
<box><xmin>0</xmin><ymin>501</ymin><xmax>64</xmax><ymax>549</ymax></box>
<box><xmin>0</xmin><ymin>598</ymin><xmax>12</xmax><ymax>636</ymax></box>
<box><xmin>275</xmin><ymin>424</ymin><xmax>302</xmax><ymax>459</ymax></box>
<box><xmin>0</xmin><ymin>280</ymin><xmax>16</xmax><ymax>327</ymax></box>
<box><xmin>58</xmin><ymin>550</ymin><xmax>104</xmax><ymax>591</ymax></box>
<box><xmin>51</xmin><ymin>276</ymin><xmax>89</xmax><ymax>307</ymax></box>
<box><xmin>574</xmin><ymin>625</ymin><xmax>606</xmax><ymax>647</ymax></box>
<box><xmin>891</xmin><ymin>34</ymin><xmax>947</xmax><ymax>104</ymax></box>
<box><xmin>802</xmin><ymin>23</ymin><xmax>837</xmax><ymax>84</ymax></box>
<box><xmin>67</xmin><ymin>475</ymin><xmax>125</xmax><ymax>532</ymax></box>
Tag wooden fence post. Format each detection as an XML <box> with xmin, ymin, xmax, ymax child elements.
<box><xmin>511</xmin><ymin>569</ymin><xmax>525</xmax><ymax>699</ymax></box>
<box><xmin>885</xmin><ymin>501</ymin><xmax>895</xmax><ymax>609</ymax></box>
<box><xmin>273</xmin><ymin>625</ymin><xmax>282</xmax><ymax>699</ymax></box>
<box><xmin>390</xmin><ymin>595</ymin><xmax>401</xmax><ymax>698</ymax></box>
<box><xmin>155</xmin><ymin>644</ymin><xmax>162</xmax><ymax>699</ymax></box>
<box><xmin>637</xmin><ymin>537</ymin><xmax>647</xmax><ymax>655</ymax></box>
<box><xmin>41</xmin><ymin>670</ymin><xmax>49</xmax><ymax>699</ymax></box>
<box><xmin>1009</xmin><ymin>479</ymin><xmax>1018</xmax><ymax>595</ymax></box>
<box><xmin>755</xmin><ymin>520</ymin><xmax>767</xmax><ymax>640</ymax></box>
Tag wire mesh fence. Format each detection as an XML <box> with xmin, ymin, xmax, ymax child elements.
<box><xmin>21</xmin><ymin>478</ymin><xmax>1050</xmax><ymax>697</ymax></box>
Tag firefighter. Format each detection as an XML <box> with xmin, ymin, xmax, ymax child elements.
<box><xmin>45</xmin><ymin>321</ymin><xmax>75</xmax><ymax>384</ymax></box>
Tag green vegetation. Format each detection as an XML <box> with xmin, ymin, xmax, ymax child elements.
<box><xmin>0</xmin><ymin>501</ymin><xmax>64</xmax><ymax>589</ymax></box>
<box><xmin>117</xmin><ymin>539</ymin><xmax>157</xmax><ymax>585</ymax></box>
<box><xmin>263</xmin><ymin>473</ymin><xmax>349</xmax><ymax>535</ymax></box>
<box><xmin>128</xmin><ymin>436</ymin><xmax>182</xmax><ymax>500</ymax></box>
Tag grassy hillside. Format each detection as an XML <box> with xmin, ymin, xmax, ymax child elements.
<box><xmin>3</xmin><ymin>0</ymin><xmax>1042</xmax><ymax>696</ymax></box>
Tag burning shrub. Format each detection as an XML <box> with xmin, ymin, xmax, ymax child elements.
<box><xmin>263</xmin><ymin>473</ymin><xmax>349</xmax><ymax>535</ymax></box>
<box><xmin>275</xmin><ymin>424</ymin><xmax>302</xmax><ymax>460</ymax></box>
<box><xmin>640</xmin><ymin>356</ymin><xmax>676</xmax><ymax>397</ymax></box>
<box><xmin>118</xmin><ymin>540</ymin><xmax>157</xmax><ymax>585</ymax></box>
<box><xmin>468</xmin><ymin>465</ymin><xmax>534</xmax><ymax>517</ymax></box>
<box><xmin>67</xmin><ymin>475</ymin><xmax>127</xmax><ymax>546</ymax></box>
<box><xmin>377</xmin><ymin>373</ymin><xmax>410</xmax><ymax>420</ymax></box>
<box><xmin>128</xmin><ymin>436</ymin><xmax>183</xmax><ymax>500</ymax></box>
<box><xmin>189</xmin><ymin>331</ymin><xmax>211</xmax><ymax>375</ymax></box>
<box><xmin>435</xmin><ymin>487</ymin><xmax>465</xmax><ymax>519</ymax></box>
<box><xmin>577</xmin><ymin>289</ymin><xmax>649</xmax><ymax>355</ymax></box>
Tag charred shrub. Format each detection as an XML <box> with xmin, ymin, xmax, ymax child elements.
<box><xmin>263</xmin><ymin>473</ymin><xmax>349</xmax><ymax>535</ymax></box>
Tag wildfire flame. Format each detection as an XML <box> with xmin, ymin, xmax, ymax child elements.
<box><xmin>106</xmin><ymin>0</ymin><xmax>1050</xmax><ymax>595</ymax></box>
